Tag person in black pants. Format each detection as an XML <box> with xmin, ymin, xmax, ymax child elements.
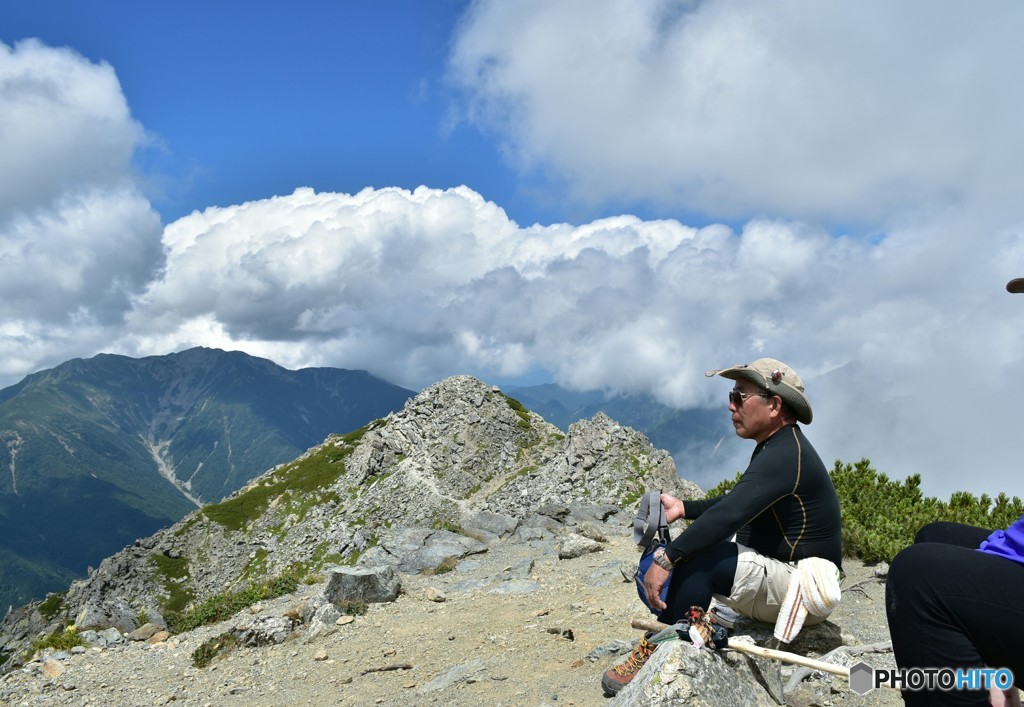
<box><xmin>884</xmin><ymin>276</ymin><xmax>1024</xmax><ymax>707</ymax></box>
<box><xmin>885</xmin><ymin>520</ymin><xmax>1024</xmax><ymax>706</ymax></box>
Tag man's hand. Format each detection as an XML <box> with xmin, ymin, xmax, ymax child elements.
<box><xmin>989</xmin><ymin>685</ymin><xmax>1021</xmax><ymax>707</ymax></box>
<box><xmin>644</xmin><ymin>562</ymin><xmax>672</xmax><ymax>612</ymax></box>
<box><xmin>660</xmin><ymin>493</ymin><xmax>686</xmax><ymax>523</ymax></box>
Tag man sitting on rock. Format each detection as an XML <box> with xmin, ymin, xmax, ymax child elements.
<box><xmin>603</xmin><ymin>358</ymin><xmax>843</xmax><ymax>696</ymax></box>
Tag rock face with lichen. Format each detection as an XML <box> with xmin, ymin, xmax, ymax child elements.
<box><xmin>0</xmin><ymin>375</ymin><xmax>700</xmax><ymax>670</ymax></box>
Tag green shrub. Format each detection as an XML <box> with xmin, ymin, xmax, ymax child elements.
<box><xmin>339</xmin><ymin>424</ymin><xmax>372</xmax><ymax>445</ymax></box>
<box><xmin>335</xmin><ymin>599</ymin><xmax>368</xmax><ymax>616</ymax></box>
<box><xmin>499</xmin><ymin>392</ymin><xmax>532</xmax><ymax>430</ymax></box>
<box><xmin>832</xmin><ymin>459</ymin><xmax>1024</xmax><ymax>563</ymax></box>
<box><xmin>266</xmin><ymin>568</ymin><xmax>302</xmax><ymax>597</ymax></box>
<box><xmin>24</xmin><ymin>626</ymin><xmax>86</xmax><ymax>660</ymax></box>
<box><xmin>341</xmin><ymin>535</ymin><xmax>379</xmax><ymax>566</ymax></box>
<box><xmin>202</xmin><ymin>440</ymin><xmax>353</xmax><ymax>530</ymax></box>
<box><xmin>430</xmin><ymin>518</ymin><xmax>464</xmax><ymax>535</ymax></box>
<box><xmin>148</xmin><ymin>553</ymin><xmax>194</xmax><ymax>618</ymax></box>
<box><xmin>698</xmin><ymin>460</ymin><xmax>1023</xmax><ymax>564</ymax></box>
<box><xmin>621</xmin><ymin>489</ymin><xmax>643</xmax><ymax>508</ymax></box>
<box><xmin>173</xmin><ymin>516</ymin><xmax>198</xmax><ymax>537</ymax></box>
<box><xmin>167</xmin><ymin>564</ymin><xmax>308</xmax><ymax>634</ymax></box>
<box><xmin>705</xmin><ymin>472</ymin><xmax>742</xmax><ymax>498</ymax></box>
<box><xmin>192</xmin><ymin>632</ymin><xmax>240</xmax><ymax>668</ymax></box>
<box><xmin>37</xmin><ymin>592</ymin><xmax>66</xmax><ymax>621</ymax></box>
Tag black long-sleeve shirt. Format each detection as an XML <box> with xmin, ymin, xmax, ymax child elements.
<box><xmin>663</xmin><ymin>424</ymin><xmax>843</xmax><ymax>569</ymax></box>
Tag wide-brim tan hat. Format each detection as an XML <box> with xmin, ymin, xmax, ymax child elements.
<box><xmin>705</xmin><ymin>357</ymin><xmax>813</xmax><ymax>424</ymax></box>
<box><xmin>1008</xmin><ymin>278</ymin><xmax>1024</xmax><ymax>294</ymax></box>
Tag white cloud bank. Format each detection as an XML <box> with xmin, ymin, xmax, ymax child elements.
<box><xmin>114</xmin><ymin>184</ymin><xmax>1024</xmax><ymax>499</ymax></box>
<box><xmin>120</xmin><ymin>187</ymin><xmax>846</xmax><ymax>405</ymax></box>
<box><xmin>3</xmin><ymin>2</ymin><xmax>1024</xmax><ymax>501</ymax></box>
<box><xmin>0</xmin><ymin>39</ymin><xmax>163</xmax><ymax>377</ymax></box>
<box><xmin>449</xmin><ymin>0</ymin><xmax>1024</xmax><ymax>228</ymax></box>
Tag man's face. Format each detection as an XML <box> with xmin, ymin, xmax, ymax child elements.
<box><xmin>728</xmin><ymin>378</ymin><xmax>777</xmax><ymax>441</ymax></box>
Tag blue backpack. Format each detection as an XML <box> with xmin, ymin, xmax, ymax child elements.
<box><xmin>633</xmin><ymin>489</ymin><xmax>672</xmax><ymax>617</ymax></box>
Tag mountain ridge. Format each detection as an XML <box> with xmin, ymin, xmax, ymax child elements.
<box><xmin>0</xmin><ymin>347</ymin><xmax>414</xmax><ymax>611</ymax></box>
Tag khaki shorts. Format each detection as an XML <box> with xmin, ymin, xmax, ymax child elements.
<box><xmin>712</xmin><ymin>544</ymin><xmax>827</xmax><ymax>625</ymax></box>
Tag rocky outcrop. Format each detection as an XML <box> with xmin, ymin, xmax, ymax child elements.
<box><xmin>0</xmin><ymin>375</ymin><xmax>698</xmax><ymax>672</ymax></box>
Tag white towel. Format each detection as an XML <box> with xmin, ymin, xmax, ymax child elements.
<box><xmin>774</xmin><ymin>557</ymin><xmax>842</xmax><ymax>643</ymax></box>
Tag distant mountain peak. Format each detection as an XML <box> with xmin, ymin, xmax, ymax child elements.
<box><xmin>0</xmin><ymin>348</ymin><xmax>414</xmax><ymax>611</ymax></box>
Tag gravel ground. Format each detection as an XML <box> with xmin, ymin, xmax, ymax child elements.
<box><xmin>1</xmin><ymin>532</ymin><xmax>904</xmax><ymax>707</ymax></box>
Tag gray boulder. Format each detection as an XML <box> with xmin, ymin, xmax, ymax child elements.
<box><xmin>612</xmin><ymin>639</ymin><xmax>782</xmax><ymax>706</ymax></box>
<box><xmin>366</xmin><ymin>527</ymin><xmax>488</xmax><ymax>575</ymax></box>
<box><xmin>323</xmin><ymin>566</ymin><xmax>401</xmax><ymax>606</ymax></box>
<box><xmin>557</xmin><ymin>532</ymin><xmax>604</xmax><ymax>559</ymax></box>
<box><xmin>74</xmin><ymin>597</ymin><xmax>137</xmax><ymax>633</ymax></box>
<box><xmin>232</xmin><ymin>615</ymin><xmax>296</xmax><ymax>647</ymax></box>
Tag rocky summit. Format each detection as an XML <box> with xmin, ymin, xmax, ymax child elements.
<box><xmin>0</xmin><ymin>375</ymin><xmax>902</xmax><ymax>706</ymax></box>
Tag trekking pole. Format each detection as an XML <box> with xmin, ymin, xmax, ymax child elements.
<box><xmin>631</xmin><ymin>618</ymin><xmax>851</xmax><ymax>679</ymax></box>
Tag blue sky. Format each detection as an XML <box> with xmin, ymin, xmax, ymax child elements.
<box><xmin>2</xmin><ymin>1</ymin><xmax>1024</xmax><ymax>497</ymax></box>
<box><xmin>0</xmin><ymin>2</ymin><xmax>531</xmax><ymax>222</ymax></box>
<box><xmin>0</xmin><ymin>0</ymin><xmax>702</xmax><ymax>230</ymax></box>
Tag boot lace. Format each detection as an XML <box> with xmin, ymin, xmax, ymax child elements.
<box><xmin>613</xmin><ymin>638</ymin><xmax>655</xmax><ymax>677</ymax></box>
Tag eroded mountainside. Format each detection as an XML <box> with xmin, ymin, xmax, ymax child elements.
<box><xmin>0</xmin><ymin>347</ymin><xmax>413</xmax><ymax>611</ymax></box>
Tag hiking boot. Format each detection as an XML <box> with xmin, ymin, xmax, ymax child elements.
<box><xmin>601</xmin><ymin>634</ymin><xmax>658</xmax><ymax>696</ymax></box>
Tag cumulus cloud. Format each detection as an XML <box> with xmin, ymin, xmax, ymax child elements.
<box><xmin>0</xmin><ymin>39</ymin><xmax>163</xmax><ymax>379</ymax></box>
<box><xmin>448</xmin><ymin>0</ymin><xmax>1024</xmax><ymax>226</ymax></box>
<box><xmin>0</xmin><ymin>40</ymin><xmax>145</xmax><ymax>213</ymax></box>
<box><xmin>114</xmin><ymin>185</ymin><xmax>1024</xmax><ymax>498</ymax></box>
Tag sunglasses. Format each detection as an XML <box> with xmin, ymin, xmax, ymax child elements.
<box><xmin>728</xmin><ymin>389</ymin><xmax>771</xmax><ymax>407</ymax></box>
